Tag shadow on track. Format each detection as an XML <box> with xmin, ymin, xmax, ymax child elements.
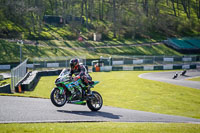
<box><xmin>181</xmin><ymin>75</ymin><xmax>190</xmax><ymax>77</ymax></box>
<box><xmin>57</xmin><ymin>110</ymin><xmax>121</xmax><ymax>119</ymax></box>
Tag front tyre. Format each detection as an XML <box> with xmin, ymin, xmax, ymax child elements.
<box><xmin>87</xmin><ymin>91</ymin><xmax>103</xmax><ymax>111</ymax></box>
<box><xmin>50</xmin><ymin>88</ymin><xmax>67</xmax><ymax>107</ymax></box>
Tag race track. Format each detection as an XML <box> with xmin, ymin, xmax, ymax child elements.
<box><xmin>139</xmin><ymin>70</ymin><xmax>200</xmax><ymax>89</ymax></box>
<box><xmin>0</xmin><ymin>96</ymin><xmax>200</xmax><ymax>123</ymax></box>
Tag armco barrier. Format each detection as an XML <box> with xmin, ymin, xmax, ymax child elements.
<box><xmin>173</xmin><ymin>65</ymin><xmax>182</xmax><ymax>70</ymax></box>
<box><xmin>99</xmin><ymin>64</ymin><xmax>197</xmax><ymax>72</ymax></box>
<box><xmin>163</xmin><ymin>64</ymin><xmax>173</xmax><ymax>70</ymax></box>
<box><xmin>154</xmin><ymin>66</ymin><xmax>163</xmax><ymax>70</ymax></box>
<box><xmin>190</xmin><ymin>64</ymin><xmax>197</xmax><ymax>69</ymax></box>
<box><xmin>124</xmin><ymin>59</ymin><xmax>133</xmax><ymax>64</ymax></box>
<box><xmin>134</xmin><ymin>66</ymin><xmax>144</xmax><ymax>70</ymax></box>
<box><xmin>1</xmin><ymin>55</ymin><xmax>199</xmax><ymax>70</ymax></box>
<box><xmin>112</xmin><ymin>66</ymin><xmax>123</xmax><ymax>71</ymax></box>
<box><xmin>0</xmin><ymin>65</ymin><xmax>10</xmax><ymax>70</ymax></box>
<box><xmin>182</xmin><ymin>64</ymin><xmax>190</xmax><ymax>69</ymax></box>
<box><xmin>100</xmin><ymin>66</ymin><xmax>112</xmax><ymax>72</ymax></box>
<box><xmin>143</xmin><ymin>66</ymin><xmax>154</xmax><ymax>70</ymax></box>
<box><xmin>123</xmin><ymin>66</ymin><xmax>133</xmax><ymax>71</ymax></box>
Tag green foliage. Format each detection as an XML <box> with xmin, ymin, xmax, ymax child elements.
<box><xmin>39</xmin><ymin>31</ymin><xmax>53</xmax><ymax>40</ymax></box>
<box><xmin>0</xmin><ymin>0</ymin><xmax>200</xmax><ymax>41</ymax></box>
<box><xmin>24</xmin><ymin>24</ymin><xmax>78</xmax><ymax>40</ymax></box>
<box><xmin>0</xmin><ymin>20</ymin><xmax>23</xmax><ymax>38</ymax></box>
<box><xmin>0</xmin><ymin>40</ymin><xmax>20</xmax><ymax>63</ymax></box>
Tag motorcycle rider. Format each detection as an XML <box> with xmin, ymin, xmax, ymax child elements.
<box><xmin>69</xmin><ymin>58</ymin><xmax>93</xmax><ymax>95</ymax></box>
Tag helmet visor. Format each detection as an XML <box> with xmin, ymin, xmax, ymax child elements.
<box><xmin>70</xmin><ymin>63</ymin><xmax>75</xmax><ymax>68</ymax></box>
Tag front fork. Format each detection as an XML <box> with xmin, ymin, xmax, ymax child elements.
<box><xmin>57</xmin><ymin>87</ymin><xmax>65</xmax><ymax>95</ymax></box>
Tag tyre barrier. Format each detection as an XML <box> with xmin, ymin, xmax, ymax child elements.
<box><xmin>18</xmin><ymin>69</ymin><xmax>62</xmax><ymax>92</ymax></box>
<box><xmin>37</xmin><ymin>69</ymin><xmax>62</xmax><ymax>77</ymax></box>
<box><xmin>0</xmin><ymin>84</ymin><xmax>11</xmax><ymax>93</ymax></box>
<box><xmin>20</xmin><ymin>71</ymin><xmax>40</xmax><ymax>91</ymax></box>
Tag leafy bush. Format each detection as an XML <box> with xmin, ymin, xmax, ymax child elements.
<box><xmin>0</xmin><ymin>21</ymin><xmax>22</xmax><ymax>38</ymax></box>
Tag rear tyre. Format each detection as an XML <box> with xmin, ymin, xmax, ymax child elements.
<box><xmin>50</xmin><ymin>88</ymin><xmax>67</xmax><ymax>107</ymax></box>
<box><xmin>87</xmin><ymin>91</ymin><xmax>103</xmax><ymax>111</ymax></box>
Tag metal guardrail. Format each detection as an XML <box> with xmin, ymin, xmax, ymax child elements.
<box><xmin>110</xmin><ymin>55</ymin><xmax>199</xmax><ymax>66</ymax></box>
<box><xmin>11</xmin><ymin>59</ymin><xmax>28</xmax><ymax>92</ymax></box>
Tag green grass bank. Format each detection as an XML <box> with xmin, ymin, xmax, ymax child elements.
<box><xmin>0</xmin><ymin>39</ymin><xmax>182</xmax><ymax>63</ymax></box>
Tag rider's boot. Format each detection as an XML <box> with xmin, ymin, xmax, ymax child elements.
<box><xmin>86</xmin><ymin>86</ymin><xmax>92</xmax><ymax>96</ymax></box>
<box><xmin>83</xmin><ymin>77</ymin><xmax>93</xmax><ymax>96</ymax></box>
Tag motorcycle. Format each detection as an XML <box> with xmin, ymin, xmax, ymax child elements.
<box><xmin>50</xmin><ymin>68</ymin><xmax>103</xmax><ymax>111</ymax></box>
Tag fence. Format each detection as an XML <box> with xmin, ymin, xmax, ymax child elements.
<box><xmin>11</xmin><ymin>59</ymin><xmax>28</xmax><ymax>92</ymax></box>
<box><xmin>33</xmin><ymin>56</ymin><xmax>86</xmax><ymax>69</ymax></box>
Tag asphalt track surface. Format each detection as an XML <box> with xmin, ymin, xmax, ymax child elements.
<box><xmin>0</xmin><ymin>96</ymin><xmax>200</xmax><ymax>123</ymax></box>
<box><xmin>139</xmin><ymin>70</ymin><xmax>200</xmax><ymax>89</ymax></box>
<box><xmin>1</xmin><ymin>70</ymin><xmax>200</xmax><ymax>123</ymax></box>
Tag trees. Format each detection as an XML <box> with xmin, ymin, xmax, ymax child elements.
<box><xmin>195</xmin><ymin>0</ymin><xmax>200</xmax><ymax>19</ymax></box>
<box><xmin>0</xmin><ymin>0</ymin><xmax>199</xmax><ymax>40</ymax></box>
<box><xmin>181</xmin><ymin>0</ymin><xmax>191</xmax><ymax>19</ymax></box>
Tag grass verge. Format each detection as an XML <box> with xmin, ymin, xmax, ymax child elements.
<box><xmin>0</xmin><ymin>122</ymin><xmax>200</xmax><ymax>133</ymax></box>
<box><xmin>188</xmin><ymin>77</ymin><xmax>200</xmax><ymax>82</ymax></box>
<box><xmin>91</xmin><ymin>71</ymin><xmax>200</xmax><ymax>119</ymax></box>
<box><xmin>0</xmin><ymin>78</ymin><xmax>10</xmax><ymax>86</ymax></box>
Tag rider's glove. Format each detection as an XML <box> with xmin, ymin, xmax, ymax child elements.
<box><xmin>74</xmin><ymin>75</ymin><xmax>80</xmax><ymax>81</ymax></box>
<box><xmin>69</xmin><ymin>76</ymin><xmax>73</xmax><ymax>80</ymax></box>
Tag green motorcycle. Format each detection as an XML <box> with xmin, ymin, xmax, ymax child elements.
<box><xmin>50</xmin><ymin>69</ymin><xmax>103</xmax><ymax>111</ymax></box>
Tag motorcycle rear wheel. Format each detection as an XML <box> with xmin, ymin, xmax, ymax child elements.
<box><xmin>50</xmin><ymin>88</ymin><xmax>67</xmax><ymax>107</ymax></box>
<box><xmin>87</xmin><ymin>91</ymin><xmax>103</xmax><ymax>111</ymax></box>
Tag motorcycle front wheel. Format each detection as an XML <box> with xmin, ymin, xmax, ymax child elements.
<box><xmin>50</xmin><ymin>88</ymin><xmax>67</xmax><ymax>107</ymax></box>
<box><xmin>87</xmin><ymin>91</ymin><xmax>103</xmax><ymax>111</ymax></box>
